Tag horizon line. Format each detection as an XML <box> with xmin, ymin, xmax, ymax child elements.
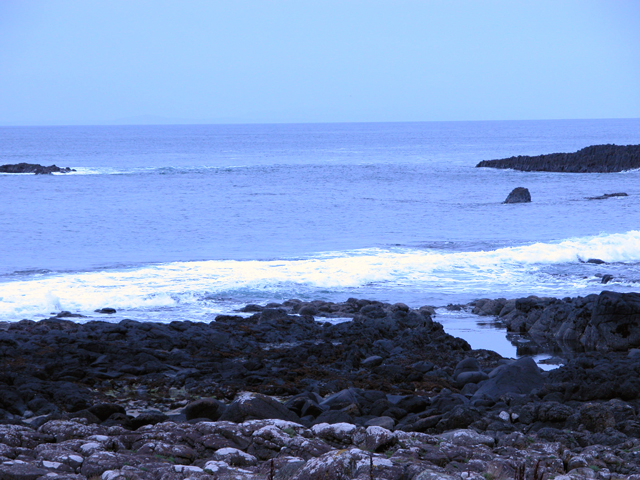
<box><xmin>0</xmin><ymin>116</ymin><xmax>639</xmax><ymax>128</ymax></box>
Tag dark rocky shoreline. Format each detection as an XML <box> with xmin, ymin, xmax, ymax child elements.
<box><xmin>2</xmin><ymin>296</ymin><xmax>640</xmax><ymax>479</ymax></box>
<box><xmin>476</xmin><ymin>144</ymin><xmax>640</xmax><ymax>173</ymax></box>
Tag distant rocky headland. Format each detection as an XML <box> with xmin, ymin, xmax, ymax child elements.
<box><xmin>0</xmin><ymin>162</ymin><xmax>75</xmax><ymax>174</ymax></box>
<box><xmin>476</xmin><ymin>144</ymin><xmax>640</xmax><ymax>173</ymax></box>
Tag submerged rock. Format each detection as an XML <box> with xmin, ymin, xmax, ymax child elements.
<box><xmin>587</xmin><ymin>192</ymin><xmax>629</xmax><ymax>200</ymax></box>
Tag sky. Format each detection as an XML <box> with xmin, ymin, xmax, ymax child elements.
<box><xmin>0</xmin><ymin>0</ymin><xmax>639</xmax><ymax>125</ymax></box>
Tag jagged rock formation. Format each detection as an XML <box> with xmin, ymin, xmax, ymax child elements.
<box><xmin>477</xmin><ymin>144</ymin><xmax>640</xmax><ymax>173</ymax></box>
<box><xmin>472</xmin><ymin>291</ymin><xmax>640</xmax><ymax>353</ymax></box>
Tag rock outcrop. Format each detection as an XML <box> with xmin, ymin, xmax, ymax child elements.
<box><xmin>477</xmin><ymin>144</ymin><xmax>640</xmax><ymax>173</ymax></box>
<box><xmin>0</xmin><ymin>162</ymin><xmax>75</xmax><ymax>174</ymax></box>
<box><xmin>472</xmin><ymin>291</ymin><xmax>640</xmax><ymax>353</ymax></box>
<box><xmin>587</xmin><ymin>192</ymin><xmax>629</xmax><ymax>200</ymax></box>
<box><xmin>503</xmin><ymin>187</ymin><xmax>531</xmax><ymax>203</ymax></box>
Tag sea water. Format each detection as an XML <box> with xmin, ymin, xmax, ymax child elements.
<box><xmin>1</xmin><ymin>119</ymin><xmax>639</xmax><ymax>355</ymax></box>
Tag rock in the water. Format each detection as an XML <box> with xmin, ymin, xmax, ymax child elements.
<box><xmin>95</xmin><ymin>307</ymin><xmax>117</xmax><ymax>314</ymax></box>
<box><xmin>601</xmin><ymin>274</ymin><xmax>614</xmax><ymax>284</ymax></box>
<box><xmin>503</xmin><ymin>187</ymin><xmax>531</xmax><ymax>204</ymax></box>
<box><xmin>0</xmin><ymin>162</ymin><xmax>75</xmax><ymax>174</ymax></box>
<box><xmin>477</xmin><ymin>144</ymin><xmax>640</xmax><ymax>173</ymax></box>
<box><xmin>586</xmin><ymin>258</ymin><xmax>606</xmax><ymax>264</ymax></box>
<box><xmin>587</xmin><ymin>192</ymin><xmax>629</xmax><ymax>200</ymax></box>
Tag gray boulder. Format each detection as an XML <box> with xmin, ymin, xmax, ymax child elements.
<box><xmin>219</xmin><ymin>392</ymin><xmax>299</xmax><ymax>423</ymax></box>
<box><xmin>503</xmin><ymin>187</ymin><xmax>531</xmax><ymax>203</ymax></box>
<box><xmin>473</xmin><ymin>357</ymin><xmax>544</xmax><ymax>401</ymax></box>
<box><xmin>453</xmin><ymin>357</ymin><xmax>489</xmax><ymax>386</ymax></box>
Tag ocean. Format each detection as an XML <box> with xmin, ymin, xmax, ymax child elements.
<box><xmin>1</xmin><ymin>119</ymin><xmax>639</xmax><ymax>356</ymax></box>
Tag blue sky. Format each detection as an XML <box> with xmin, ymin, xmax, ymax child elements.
<box><xmin>1</xmin><ymin>0</ymin><xmax>639</xmax><ymax>125</ymax></box>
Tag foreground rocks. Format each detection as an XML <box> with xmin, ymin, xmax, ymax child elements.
<box><xmin>1</xmin><ymin>297</ymin><xmax>640</xmax><ymax>478</ymax></box>
<box><xmin>476</xmin><ymin>144</ymin><xmax>640</xmax><ymax>173</ymax></box>
<box><xmin>3</xmin><ymin>417</ymin><xmax>640</xmax><ymax>480</ymax></box>
<box><xmin>0</xmin><ymin>162</ymin><xmax>75</xmax><ymax>174</ymax></box>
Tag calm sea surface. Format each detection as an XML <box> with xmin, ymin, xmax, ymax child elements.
<box><xmin>1</xmin><ymin>119</ymin><xmax>639</xmax><ymax>355</ymax></box>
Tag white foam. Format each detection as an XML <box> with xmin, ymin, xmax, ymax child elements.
<box><xmin>1</xmin><ymin>230</ymin><xmax>638</xmax><ymax>321</ymax></box>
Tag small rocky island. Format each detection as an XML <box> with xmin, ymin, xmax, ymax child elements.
<box><xmin>0</xmin><ymin>163</ymin><xmax>75</xmax><ymax>174</ymax></box>
<box><xmin>476</xmin><ymin>144</ymin><xmax>640</xmax><ymax>173</ymax></box>
<box><xmin>1</xmin><ymin>294</ymin><xmax>640</xmax><ymax>479</ymax></box>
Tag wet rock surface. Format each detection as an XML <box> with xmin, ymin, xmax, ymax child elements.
<box><xmin>0</xmin><ymin>297</ymin><xmax>640</xmax><ymax>478</ymax></box>
<box><xmin>472</xmin><ymin>291</ymin><xmax>640</xmax><ymax>353</ymax></box>
<box><xmin>0</xmin><ymin>163</ymin><xmax>75</xmax><ymax>174</ymax></box>
<box><xmin>476</xmin><ymin>143</ymin><xmax>640</xmax><ymax>173</ymax></box>
<box><xmin>503</xmin><ymin>187</ymin><xmax>531</xmax><ymax>204</ymax></box>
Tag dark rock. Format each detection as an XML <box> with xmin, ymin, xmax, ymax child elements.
<box><xmin>587</xmin><ymin>192</ymin><xmax>629</xmax><ymax>200</ymax></box>
<box><xmin>219</xmin><ymin>392</ymin><xmax>299</xmax><ymax>423</ymax></box>
<box><xmin>472</xmin><ymin>298</ymin><xmax>507</xmax><ymax>316</ymax></box>
<box><xmin>361</xmin><ymin>356</ymin><xmax>384</xmax><ymax>368</ymax></box>
<box><xmin>456</xmin><ymin>371</ymin><xmax>489</xmax><ymax>386</ymax></box>
<box><xmin>69</xmin><ymin>409</ymin><xmax>101</xmax><ymax>424</ymax></box>
<box><xmin>0</xmin><ymin>163</ymin><xmax>75</xmax><ymax>174</ymax></box>
<box><xmin>102</xmin><ymin>412</ymin><xmax>132</xmax><ymax>428</ymax></box>
<box><xmin>473</xmin><ymin>357</ymin><xmax>544</xmax><ymax>401</ymax></box>
<box><xmin>498</xmin><ymin>291</ymin><xmax>640</xmax><ymax>352</ymax></box>
<box><xmin>130</xmin><ymin>411</ymin><xmax>168</xmax><ymax>429</ymax></box>
<box><xmin>237</xmin><ymin>304</ymin><xmax>264</xmax><ymax>312</ymax></box>
<box><xmin>94</xmin><ymin>307</ymin><xmax>117</xmax><ymax>314</ymax></box>
<box><xmin>437</xmin><ymin>405</ymin><xmax>482</xmax><ymax>431</ymax></box>
<box><xmin>586</xmin><ymin>258</ymin><xmax>606</xmax><ymax>264</ymax></box>
<box><xmin>580</xmin><ymin>403</ymin><xmax>616</xmax><ymax>432</ymax></box>
<box><xmin>54</xmin><ymin>311</ymin><xmax>86</xmax><ymax>318</ymax></box>
<box><xmin>312</xmin><ymin>409</ymin><xmax>353</xmax><ymax>425</ymax></box>
<box><xmin>445</xmin><ymin>304</ymin><xmax>463</xmax><ymax>311</ymax></box>
<box><xmin>321</xmin><ymin>389</ymin><xmax>360</xmax><ymax>411</ymax></box>
<box><xmin>503</xmin><ymin>187</ymin><xmax>531</xmax><ymax>204</ymax></box>
<box><xmin>453</xmin><ymin>357</ymin><xmax>489</xmax><ymax>386</ymax></box>
<box><xmin>88</xmin><ymin>403</ymin><xmax>126</xmax><ymax>421</ymax></box>
<box><xmin>0</xmin><ymin>463</ymin><xmax>49</xmax><ymax>479</ymax></box>
<box><xmin>183</xmin><ymin>398</ymin><xmax>226</xmax><ymax>421</ymax></box>
<box><xmin>477</xmin><ymin>144</ymin><xmax>640</xmax><ymax>173</ymax></box>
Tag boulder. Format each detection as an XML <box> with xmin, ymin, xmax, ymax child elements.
<box><xmin>219</xmin><ymin>392</ymin><xmax>299</xmax><ymax>423</ymax></box>
<box><xmin>95</xmin><ymin>308</ymin><xmax>117</xmax><ymax>314</ymax></box>
<box><xmin>453</xmin><ymin>357</ymin><xmax>489</xmax><ymax>386</ymax></box>
<box><xmin>183</xmin><ymin>398</ymin><xmax>226</xmax><ymax>421</ymax></box>
<box><xmin>473</xmin><ymin>357</ymin><xmax>544</xmax><ymax>401</ymax></box>
<box><xmin>503</xmin><ymin>187</ymin><xmax>531</xmax><ymax>204</ymax></box>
